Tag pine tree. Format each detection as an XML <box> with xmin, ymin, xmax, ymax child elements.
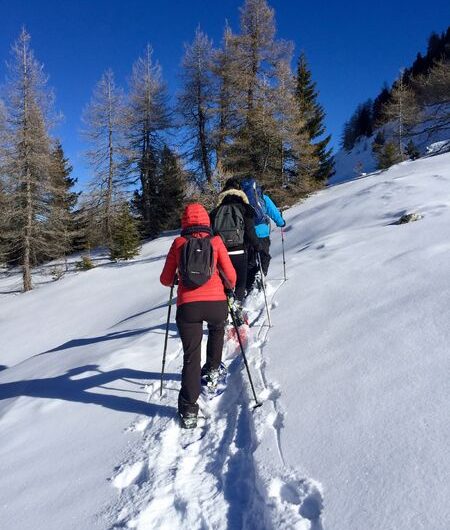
<box><xmin>341</xmin><ymin>100</ymin><xmax>373</xmax><ymax>151</ymax></box>
<box><xmin>295</xmin><ymin>52</ymin><xmax>334</xmax><ymax>183</ymax></box>
<box><xmin>375</xmin><ymin>141</ymin><xmax>403</xmax><ymax>170</ymax></box>
<box><xmin>42</xmin><ymin>141</ymin><xmax>78</xmax><ymax>264</ymax></box>
<box><xmin>372</xmin><ymin>84</ymin><xmax>391</xmax><ymax>126</ymax></box>
<box><xmin>158</xmin><ymin>146</ymin><xmax>185</xmax><ymax>230</ymax></box>
<box><xmin>2</xmin><ymin>29</ymin><xmax>55</xmax><ymax>291</ymax></box>
<box><xmin>274</xmin><ymin>59</ymin><xmax>315</xmax><ymax>198</ymax></box>
<box><xmin>405</xmin><ymin>139</ymin><xmax>420</xmax><ymax>159</ymax></box>
<box><xmin>178</xmin><ymin>27</ymin><xmax>215</xmax><ymax>186</ymax></box>
<box><xmin>124</xmin><ymin>45</ymin><xmax>170</xmax><ymax>237</ymax></box>
<box><xmin>82</xmin><ymin>69</ymin><xmax>125</xmax><ymax>243</ymax></box>
<box><xmin>109</xmin><ymin>202</ymin><xmax>141</xmax><ymax>260</ymax></box>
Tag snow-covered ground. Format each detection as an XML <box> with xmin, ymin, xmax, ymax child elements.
<box><xmin>1</xmin><ymin>153</ymin><xmax>449</xmax><ymax>529</ymax></box>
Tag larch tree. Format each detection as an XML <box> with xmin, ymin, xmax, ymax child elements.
<box><xmin>382</xmin><ymin>71</ymin><xmax>419</xmax><ymax>159</ymax></box>
<box><xmin>2</xmin><ymin>29</ymin><xmax>55</xmax><ymax>291</ymax></box>
<box><xmin>223</xmin><ymin>0</ymin><xmax>291</xmax><ymax>183</ymax></box>
<box><xmin>178</xmin><ymin>27</ymin><xmax>215</xmax><ymax>187</ymax></box>
<box><xmin>0</xmin><ymin>99</ymin><xmax>8</xmax><ymax>263</ymax></box>
<box><xmin>124</xmin><ymin>45</ymin><xmax>170</xmax><ymax>237</ymax></box>
<box><xmin>82</xmin><ymin>69</ymin><xmax>125</xmax><ymax>243</ymax></box>
<box><xmin>413</xmin><ymin>60</ymin><xmax>450</xmax><ymax>142</ymax></box>
<box><xmin>213</xmin><ymin>22</ymin><xmax>241</xmax><ymax>172</ymax></box>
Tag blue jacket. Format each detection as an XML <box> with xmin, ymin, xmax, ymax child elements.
<box><xmin>255</xmin><ymin>194</ymin><xmax>285</xmax><ymax>238</ymax></box>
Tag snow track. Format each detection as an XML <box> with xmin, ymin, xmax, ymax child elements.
<box><xmin>107</xmin><ymin>281</ymin><xmax>324</xmax><ymax>530</ymax></box>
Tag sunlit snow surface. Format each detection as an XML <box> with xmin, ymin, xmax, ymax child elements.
<box><xmin>1</xmin><ymin>153</ymin><xmax>449</xmax><ymax>529</ymax></box>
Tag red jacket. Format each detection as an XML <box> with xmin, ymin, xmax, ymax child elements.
<box><xmin>160</xmin><ymin>203</ymin><xmax>237</xmax><ymax>306</ymax></box>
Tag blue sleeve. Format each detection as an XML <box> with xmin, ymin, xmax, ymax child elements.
<box><xmin>264</xmin><ymin>195</ymin><xmax>285</xmax><ymax>227</ymax></box>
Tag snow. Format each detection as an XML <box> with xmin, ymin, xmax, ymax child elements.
<box><xmin>427</xmin><ymin>140</ymin><xmax>450</xmax><ymax>154</ymax></box>
<box><xmin>1</xmin><ymin>153</ymin><xmax>450</xmax><ymax>529</ymax></box>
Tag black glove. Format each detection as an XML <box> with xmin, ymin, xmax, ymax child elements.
<box><xmin>225</xmin><ymin>288</ymin><xmax>235</xmax><ymax>299</ymax></box>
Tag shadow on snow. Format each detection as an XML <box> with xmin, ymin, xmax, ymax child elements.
<box><xmin>0</xmin><ymin>364</ymin><xmax>180</xmax><ymax>418</ymax></box>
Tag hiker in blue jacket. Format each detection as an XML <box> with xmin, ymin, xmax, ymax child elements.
<box><xmin>243</xmin><ymin>181</ymin><xmax>286</xmax><ymax>293</ymax></box>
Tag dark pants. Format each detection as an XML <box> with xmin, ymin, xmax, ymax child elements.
<box><xmin>246</xmin><ymin>237</ymin><xmax>271</xmax><ymax>292</ymax></box>
<box><xmin>229</xmin><ymin>251</ymin><xmax>248</xmax><ymax>302</ymax></box>
<box><xmin>176</xmin><ymin>301</ymin><xmax>228</xmax><ymax>415</ymax></box>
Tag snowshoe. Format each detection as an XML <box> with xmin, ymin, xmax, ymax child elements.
<box><xmin>254</xmin><ymin>271</ymin><xmax>264</xmax><ymax>292</ymax></box>
<box><xmin>201</xmin><ymin>362</ymin><xmax>228</xmax><ymax>397</ymax></box>
<box><xmin>179</xmin><ymin>411</ymin><xmax>198</xmax><ymax>429</ymax></box>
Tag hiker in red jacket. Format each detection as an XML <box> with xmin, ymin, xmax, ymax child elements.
<box><xmin>160</xmin><ymin>203</ymin><xmax>236</xmax><ymax>428</ymax></box>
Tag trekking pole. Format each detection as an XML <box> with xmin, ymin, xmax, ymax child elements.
<box><xmin>281</xmin><ymin>227</ymin><xmax>287</xmax><ymax>281</ymax></box>
<box><xmin>257</xmin><ymin>253</ymin><xmax>272</xmax><ymax>327</ymax></box>
<box><xmin>160</xmin><ymin>281</ymin><xmax>175</xmax><ymax>397</ymax></box>
<box><xmin>227</xmin><ymin>296</ymin><xmax>262</xmax><ymax>409</ymax></box>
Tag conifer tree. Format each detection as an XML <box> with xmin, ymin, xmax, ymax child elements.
<box><xmin>274</xmin><ymin>59</ymin><xmax>315</xmax><ymax>197</ymax></box>
<box><xmin>213</xmin><ymin>23</ymin><xmax>240</xmax><ymax>170</ymax></box>
<box><xmin>295</xmin><ymin>52</ymin><xmax>334</xmax><ymax>182</ymax></box>
<box><xmin>382</xmin><ymin>72</ymin><xmax>419</xmax><ymax>160</ymax></box>
<box><xmin>43</xmin><ymin>141</ymin><xmax>78</xmax><ymax>262</ymax></box>
<box><xmin>2</xmin><ymin>29</ymin><xmax>55</xmax><ymax>290</ymax></box>
<box><xmin>223</xmin><ymin>0</ymin><xmax>291</xmax><ymax>184</ymax></box>
<box><xmin>405</xmin><ymin>139</ymin><xmax>420</xmax><ymax>160</ymax></box>
<box><xmin>375</xmin><ymin>141</ymin><xmax>402</xmax><ymax>170</ymax></box>
<box><xmin>124</xmin><ymin>45</ymin><xmax>170</xmax><ymax>237</ymax></box>
<box><xmin>82</xmin><ymin>69</ymin><xmax>125</xmax><ymax>243</ymax></box>
<box><xmin>0</xmin><ymin>99</ymin><xmax>8</xmax><ymax>263</ymax></box>
<box><xmin>109</xmin><ymin>202</ymin><xmax>140</xmax><ymax>260</ymax></box>
<box><xmin>158</xmin><ymin>145</ymin><xmax>185</xmax><ymax>230</ymax></box>
<box><xmin>412</xmin><ymin>60</ymin><xmax>450</xmax><ymax>140</ymax></box>
<box><xmin>178</xmin><ymin>27</ymin><xmax>215</xmax><ymax>186</ymax></box>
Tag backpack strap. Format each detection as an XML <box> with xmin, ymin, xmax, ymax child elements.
<box><xmin>180</xmin><ymin>225</ymin><xmax>212</xmax><ymax>238</ymax></box>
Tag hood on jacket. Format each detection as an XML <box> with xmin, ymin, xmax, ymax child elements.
<box><xmin>181</xmin><ymin>203</ymin><xmax>211</xmax><ymax>230</ymax></box>
<box><xmin>216</xmin><ymin>189</ymin><xmax>249</xmax><ymax>207</ymax></box>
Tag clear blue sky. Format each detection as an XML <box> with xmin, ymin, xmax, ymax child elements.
<box><xmin>1</xmin><ymin>0</ymin><xmax>449</xmax><ymax>188</ymax></box>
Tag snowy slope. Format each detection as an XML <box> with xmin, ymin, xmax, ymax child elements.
<box><xmin>330</xmin><ymin>122</ymin><xmax>450</xmax><ymax>186</ymax></box>
<box><xmin>1</xmin><ymin>153</ymin><xmax>450</xmax><ymax>530</ymax></box>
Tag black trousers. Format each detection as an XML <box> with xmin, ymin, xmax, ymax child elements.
<box><xmin>246</xmin><ymin>237</ymin><xmax>271</xmax><ymax>291</ymax></box>
<box><xmin>229</xmin><ymin>251</ymin><xmax>248</xmax><ymax>302</ymax></box>
<box><xmin>176</xmin><ymin>301</ymin><xmax>228</xmax><ymax>414</ymax></box>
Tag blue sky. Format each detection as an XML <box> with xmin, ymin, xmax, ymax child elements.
<box><xmin>1</xmin><ymin>0</ymin><xmax>449</xmax><ymax>188</ymax></box>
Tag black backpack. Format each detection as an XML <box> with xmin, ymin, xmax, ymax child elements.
<box><xmin>179</xmin><ymin>235</ymin><xmax>214</xmax><ymax>289</ymax></box>
<box><xmin>213</xmin><ymin>204</ymin><xmax>245</xmax><ymax>249</ymax></box>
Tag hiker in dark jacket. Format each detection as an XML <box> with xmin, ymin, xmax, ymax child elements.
<box><xmin>210</xmin><ymin>178</ymin><xmax>261</xmax><ymax>307</ymax></box>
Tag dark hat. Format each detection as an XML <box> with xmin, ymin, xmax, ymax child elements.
<box><xmin>223</xmin><ymin>177</ymin><xmax>241</xmax><ymax>191</ymax></box>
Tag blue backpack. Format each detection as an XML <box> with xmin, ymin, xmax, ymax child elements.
<box><xmin>241</xmin><ymin>178</ymin><xmax>269</xmax><ymax>225</ymax></box>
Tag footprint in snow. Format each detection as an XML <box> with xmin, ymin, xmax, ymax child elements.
<box><xmin>269</xmin><ymin>476</ymin><xmax>324</xmax><ymax>528</ymax></box>
<box><xmin>112</xmin><ymin>460</ymin><xmax>146</xmax><ymax>490</ymax></box>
